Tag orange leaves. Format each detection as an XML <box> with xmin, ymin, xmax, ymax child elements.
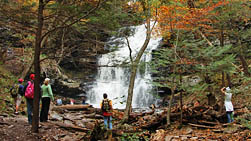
<box><xmin>157</xmin><ymin>0</ymin><xmax>229</xmax><ymax>37</ymax></box>
<box><xmin>176</xmin><ymin>58</ymin><xmax>197</xmax><ymax>65</ymax></box>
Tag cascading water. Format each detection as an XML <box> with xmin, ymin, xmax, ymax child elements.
<box><xmin>86</xmin><ymin>24</ymin><xmax>162</xmax><ymax>109</ymax></box>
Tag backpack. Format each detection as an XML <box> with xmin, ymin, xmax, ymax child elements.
<box><xmin>25</xmin><ymin>81</ymin><xmax>34</xmax><ymax>99</ymax></box>
<box><xmin>10</xmin><ymin>84</ymin><xmax>19</xmax><ymax>97</ymax></box>
<box><xmin>102</xmin><ymin>99</ymin><xmax>112</xmax><ymax>112</ymax></box>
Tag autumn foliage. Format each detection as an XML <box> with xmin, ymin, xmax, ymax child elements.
<box><xmin>157</xmin><ymin>0</ymin><xmax>229</xmax><ymax>37</ymax></box>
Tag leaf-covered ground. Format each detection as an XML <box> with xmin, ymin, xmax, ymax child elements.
<box><xmin>0</xmin><ymin>110</ymin><xmax>250</xmax><ymax>141</ymax></box>
<box><xmin>0</xmin><ymin>113</ymin><xmax>95</xmax><ymax>141</ymax></box>
<box><xmin>0</xmin><ymin>62</ymin><xmax>250</xmax><ymax>141</ymax></box>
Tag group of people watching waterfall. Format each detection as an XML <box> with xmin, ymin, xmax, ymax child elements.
<box><xmin>11</xmin><ymin>74</ymin><xmax>54</xmax><ymax>124</ymax></box>
<box><xmin>12</xmin><ymin>74</ymin><xmax>233</xmax><ymax>129</ymax></box>
<box><xmin>10</xmin><ymin>74</ymin><xmax>114</xmax><ymax>129</ymax></box>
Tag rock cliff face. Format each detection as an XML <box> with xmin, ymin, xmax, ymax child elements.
<box><xmin>52</xmin><ymin>74</ymin><xmax>85</xmax><ymax>97</ymax></box>
<box><xmin>0</xmin><ymin>26</ymin><xmax>105</xmax><ymax>98</ymax></box>
<box><xmin>0</xmin><ymin>27</ymin><xmax>26</xmax><ymax>75</ymax></box>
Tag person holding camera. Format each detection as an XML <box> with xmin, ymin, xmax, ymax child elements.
<box><xmin>221</xmin><ymin>86</ymin><xmax>234</xmax><ymax>123</ymax></box>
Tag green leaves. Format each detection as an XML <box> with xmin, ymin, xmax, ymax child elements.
<box><xmin>237</xmin><ymin>113</ymin><xmax>251</xmax><ymax>130</ymax></box>
<box><xmin>150</xmin><ymin>27</ymin><xmax>240</xmax><ymax>97</ymax></box>
<box><xmin>151</xmin><ymin>0</ymin><xmax>161</xmax><ymax>8</ymax></box>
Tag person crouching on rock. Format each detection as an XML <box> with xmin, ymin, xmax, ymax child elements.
<box><xmin>40</xmin><ymin>78</ymin><xmax>54</xmax><ymax>122</ymax></box>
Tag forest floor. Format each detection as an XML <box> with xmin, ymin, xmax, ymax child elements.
<box><xmin>0</xmin><ymin>109</ymin><xmax>251</xmax><ymax>141</ymax></box>
<box><xmin>0</xmin><ymin>114</ymin><xmax>65</xmax><ymax>141</ymax></box>
<box><xmin>1</xmin><ymin>66</ymin><xmax>250</xmax><ymax>141</ymax></box>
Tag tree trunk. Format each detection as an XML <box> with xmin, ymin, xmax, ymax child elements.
<box><xmin>179</xmin><ymin>75</ymin><xmax>183</xmax><ymax>125</ymax></box>
<box><xmin>221</xmin><ymin>72</ymin><xmax>225</xmax><ymax>87</ymax></box>
<box><xmin>219</xmin><ymin>72</ymin><xmax>225</xmax><ymax>113</ymax></box>
<box><xmin>226</xmin><ymin>73</ymin><xmax>232</xmax><ymax>87</ymax></box>
<box><xmin>239</xmin><ymin>55</ymin><xmax>250</xmax><ymax>76</ymax></box>
<box><xmin>167</xmin><ymin>86</ymin><xmax>175</xmax><ymax>126</ymax></box>
<box><xmin>219</xmin><ymin>29</ymin><xmax>225</xmax><ymax>113</ymax></box>
<box><xmin>166</xmin><ymin>29</ymin><xmax>179</xmax><ymax>126</ymax></box>
<box><xmin>122</xmin><ymin>19</ymin><xmax>152</xmax><ymax>122</ymax></box>
<box><xmin>219</xmin><ymin>28</ymin><xmax>225</xmax><ymax>113</ymax></box>
<box><xmin>180</xmin><ymin>91</ymin><xmax>183</xmax><ymax>125</ymax></box>
<box><xmin>220</xmin><ymin>27</ymin><xmax>224</xmax><ymax>47</ymax></box>
<box><xmin>32</xmin><ymin>0</ymin><xmax>44</xmax><ymax>133</ymax></box>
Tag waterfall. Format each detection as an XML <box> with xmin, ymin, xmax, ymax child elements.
<box><xmin>86</xmin><ymin>24</ymin><xmax>162</xmax><ymax>109</ymax></box>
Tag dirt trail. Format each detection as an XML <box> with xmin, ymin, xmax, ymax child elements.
<box><xmin>0</xmin><ymin>115</ymin><xmax>70</xmax><ymax>141</ymax></box>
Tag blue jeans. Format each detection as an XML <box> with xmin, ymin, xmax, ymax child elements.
<box><xmin>26</xmin><ymin>98</ymin><xmax>33</xmax><ymax>124</ymax></box>
<box><xmin>226</xmin><ymin>111</ymin><xmax>234</xmax><ymax>123</ymax></box>
<box><xmin>104</xmin><ymin>116</ymin><xmax>112</xmax><ymax>129</ymax></box>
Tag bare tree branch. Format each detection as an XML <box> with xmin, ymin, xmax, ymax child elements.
<box><xmin>197</xmin><ymin>30</ymin><xmax>213</xmax><ymax>47</ymax></box>
<box><xmin>125</xmin><ymin>36</ymin><xmax>133</xmax><ymax>63</ymax></box>
<box><xmin>41</xmin><ymin>0</ymin><xmax>107</xmax><ymax>44</ymax></box>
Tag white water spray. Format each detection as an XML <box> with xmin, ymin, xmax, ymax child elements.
<box><xmin>86</xmin><ymin>24</ymin><xmax>162</xmax><ymax>109</ymax></box>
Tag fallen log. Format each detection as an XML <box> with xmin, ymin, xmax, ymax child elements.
<box><xmin>203</xmin><ymin>109</ymin><xmax>222</xmax><ymax>118</ymax></box>
<box><xmin>138</xmin><ymin>106</ymin><xmax>223</xmax><ymax>129</ymax></box>
<box><xmin>141</xmin><ymin>120</ymin><xmax>163</xmax><ymax>129</ymax></box>
<box><xmin>83</xmin><ymin>114</ymin><xmax>103</xmax><ymax>119</ymax></box>
<box><xmin>188</xmin><ymin>123</ymin><xmax>219</xmax><ymax>129</ymax></box>
<box><xmin>198</xmin><ymin>120</ymin><xmax>220</xmax><ymax>125</ymax></box>
<box><xmin>112</xmin><ymin>130</ymin><xmax>124</xmax><ymax>136</ymax></box>
<box><xmin>140</xmin><ymin>112</ymin><xmax>181</xmax><ymax>129</ymax></box>
<box><xmin>212</xmin><ymin>129</ymin><xmax>223</xmax><ymax>133</ymax></box>
<box><xmin>113</xmin><ymin>110</ymin><xmax>124</xmax><ymax>120</ymax></box>
<box><xmin>81</xmin><ymin>110</ymin><xmax>96</xmax><ymax>114</ymax></box>
<box><xmin>0</xmin><ymin>113</ymin><xmax>8</xmax><ymax>117</ymax></box>
<box><xmin>0</xmin><ymin>121</ymin><xmax>10</xmax><ymax>126</ymax></box>
<box><xmin>53</xmin><ymin>121</ymin><xmax>91</xmax><ymax>132</ymax></box>
<box><xmin>131</xmin><ymin>110</ymin><xmax>155</xmax><ymax>117</ymax></box>
<box><xmin>234</xmin><ymin>107</ymin><xmax>249</xmax><ymax>116</ymax></box>
<box><xmin>52</xmin><ymin>104</ymin><xmax>92</xmax><ymax>110</ymax></box>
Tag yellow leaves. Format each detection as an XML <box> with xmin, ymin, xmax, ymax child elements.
<box><xmin>162</xmin><ymin>31</ymin><xmax>172</xmax><ymax>40</ymax></box>
<box><xmin>17</xmin><ymin>0</ymin><xmax>38</xmax><ymax>6</ymax></box>
<box><xmin>47</xmin><ymin>1</ymin><xmax>56</xmax><ymax>5</ymax></box>
<box><xmin>16</xmin><ymin>0</ymin><xmax>38</xmax><ymax>11</ymax></box>
<box><xmin>80</xmin><ymin>19</ymin><xmax>89</xmax><ymax>23</ymax></box>
<box><xmin>129</xmin><ymin>1</ymin><xmax>144</xmax><ymax>13</ymax></box>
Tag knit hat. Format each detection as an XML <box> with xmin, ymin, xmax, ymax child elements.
<box><xmin>18</xmin><ymin>78</ymin><xmax>24</xmax><ymax>83</ymax></box>
<box><xmin>45</xmin><ymin>78</ymin><xmax>50</xmax><ymax>81</ymax></box>
<box><xmin>30</xmin><ymin>74</ymin><xmax>35</xmax><ymax>80</ymax></box>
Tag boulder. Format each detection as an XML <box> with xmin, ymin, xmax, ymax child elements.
<box><xmin>53</xmin><ymin>76</ymin><xmax>86</xmax><ymax>97</ymax></box>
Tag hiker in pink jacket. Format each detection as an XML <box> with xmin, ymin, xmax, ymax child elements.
<box><xmin>24</xmin><ymin>74</ymin><xmax>35</xmax><ymax>124</ymax></box>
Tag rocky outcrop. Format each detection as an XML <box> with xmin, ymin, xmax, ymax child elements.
<box><xmin>40</xmin><ymin>59</ymin><xmax>89</xmax><ymax>98</ymax></box>
<box><xmin>52</xmin><ymin>73</ymin><xmax>86</xmax><ymax>97</ymax></box>
<box><xmin>0</xmin><ymin>27</ymin><xmax>27</xmax><ymax>75</ymax></box>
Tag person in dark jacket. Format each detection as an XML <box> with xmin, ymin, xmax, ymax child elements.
<box><xmin>15</xmin><ymin>78</ymin><xmax>24</xmax><ymax>114</ymax></box>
